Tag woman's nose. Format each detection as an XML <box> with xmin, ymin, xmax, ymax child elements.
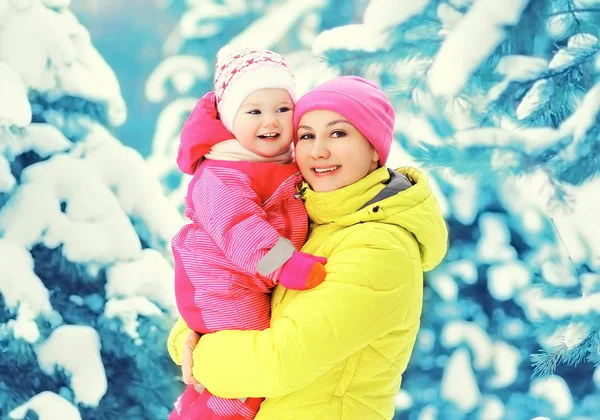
<box><xmin>310</xmin><ymin>140</ymin><xmax>330</xmax><ymax>159</ymax></box>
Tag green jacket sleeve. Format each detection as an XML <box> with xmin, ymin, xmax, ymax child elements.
<box><xmin>192</xmin><ymin>228</ymin><xmax>418</xmax><ymax>399</ymax></box>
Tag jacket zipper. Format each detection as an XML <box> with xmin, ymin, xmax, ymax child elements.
<box><xmin>281</xmin><ymin>199</ymin><xmax>291</xmax><ymax>239</ymax></box>
<box><xmin>262</xmin><ymin>172</ymin><xmax>301</xmax><ymax>207</ymax></box>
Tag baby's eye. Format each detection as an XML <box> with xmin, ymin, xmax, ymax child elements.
<box><xmin>298</xmin><ymin>133</ymin><xmax>314</xmax><ymax>140</ymax></box>
<box><xmin>331</xmin><ymin>130</ymin><xmax>346</xmax><ymax>138</ymax></box>
<box><xmin>247</xmin><ymin>109</ymin><xmax>261</xmax><ymax>115</ymax></box>
<box><xmin>277</xmin><ymin>107</ymin><xmax>292</xmax><ymax>113</ymax></box>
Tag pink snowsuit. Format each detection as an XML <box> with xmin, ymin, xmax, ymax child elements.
<box><xmin>170</xmin><ymin>93</ymin><xmax>308</xmax><ymax>420</ymax></box>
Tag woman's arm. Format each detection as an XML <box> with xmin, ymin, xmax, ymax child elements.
<box><xmin>190</xmin><ymin>227</ymin><xmax>418</xmax><ymax>399</ymax></box>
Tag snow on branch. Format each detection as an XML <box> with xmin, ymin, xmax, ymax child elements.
<box><xmin>0</xmin><ymin>1</ymin><xmax>125</xmax><ymax>125</ymax></box>
<box><xmin>145</xmin><ymin>56</ymin><xmax>211</xmax><ymax>103</ymax></box>
<box><xmin>0</xmin><ymin>239</ymin><xmax>53</xmax><ymax>316</ymax></box>
<box><xmin>9</xmin><ymin>391</ymin><xmax>81</xmax><ymax>420</ymax></box>
<box><xmin>0</xmin><ymin>154</ymin><xmax>142</xmax><ymax>263</ymax></box>
<box><xmin>0</xmin><ymin>62</ymin><xmax>31</xmax><ymax>127</ymax></box>
<box><xmin>227</xmin><ymin>0</ymin><xmax>327</xmax><ymax>50</ymax></box>
<box><xmin>72</xmin><ymin>123</ymin><xmax>184</xmax><ymax>253</ymax></box>
<box><xmin>36</xmin><ymin>325</ymin><xmax>107</xmax><ymax>406</ymax></box>
<box><xmin>427</xmin><ymin>0</ymin><xmax>531</xmax><ymax>97</ymax></box>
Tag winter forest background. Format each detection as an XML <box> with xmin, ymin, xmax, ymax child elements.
<box><xmin>0</xmin><ymin>0</ymin><xmax>598</xmax><ymax>419</ymax></box>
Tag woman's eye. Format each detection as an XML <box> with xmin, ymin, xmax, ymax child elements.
<box><xmin>277</xmin><ymin>107</ymin><xmax>292</xmax><ymax>113</ymax></box>
<box><xmin>331</xmin><ymin>130</ymin><xmax>346</xmax><ymax>138</ymax></box>
<box><xmin>298</xmin><ymin>133</ymin><xmax>314</xmax><ymax>140</ymax></box>
<box><xmin>247</xmin><ymin>109</ymin><xmax>261</xmax><ymax>115</ymax></box>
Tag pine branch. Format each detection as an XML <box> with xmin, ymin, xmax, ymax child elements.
<box><xmin>549</xmin><ymin>8</ymin><xmax>600</xmax><ymax>17</ymax></box>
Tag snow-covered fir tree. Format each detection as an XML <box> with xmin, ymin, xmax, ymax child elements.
<box><xmin>310</xmin><ymin>0</ymin><xmax>599</xmax><ymax>419</ymax></box>
<box><xmin>0</xmin><ymin>1</ymin><xmax>184</xmax><ymax>418</ymax></box>
<box><xmin>145</xmin><ymin>0</ymin><xmax>371</xmax><ymax>209</ymax></box>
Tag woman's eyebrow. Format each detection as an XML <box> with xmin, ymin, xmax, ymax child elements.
<box><xmin>297</xmin><ymin>125</ymin><xmax>312</xmax><ymax>131</ymax></box>
<box><xmin>327</xmin><ymin>119</ymin><xmax>350</xmax><ymax>127</ymax></box>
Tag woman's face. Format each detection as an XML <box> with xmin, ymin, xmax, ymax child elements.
<box><xmin>296</xmin><ymin>110</ymin><xmax>379</xmax><ymax>193</ymax></box>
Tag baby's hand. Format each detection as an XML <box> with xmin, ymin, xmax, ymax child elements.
<box><xmin>182</xmin><ymin>331</ymin><xmax>201</xmax><ymax>385</ymax></box>
<box><xmin>279</xmin><ymin>252</ymin><xmax>327</xmax><ymax>290</ymax></box>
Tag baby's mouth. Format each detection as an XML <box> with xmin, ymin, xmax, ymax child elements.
<box><xmin>258</xmin><ymin>133</ymin><xmax>280</xmax><ymax>140</ymax></box>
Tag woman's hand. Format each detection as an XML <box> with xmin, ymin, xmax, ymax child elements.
<box><xmin>182</xmin><ymin>331</ymin><xmax>202</xmax><ymax>385</ymax></box>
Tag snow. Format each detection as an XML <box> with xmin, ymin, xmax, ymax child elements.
<box><xmin>559</xmin><ymin>83</ymin><xmax>600</xmax><ymax>156</ymax></box>
<box><xmin>146</xmin><ymin>97</ymin><xmax>197</xmax><ymax>181</ymax></box>
<box><xmin>548</xmin><ymin>34</ymin><xmax>598</xmax><ymax>70</ymax></box>
<box><xmin>530</xmin><ymin>375</ymin><xmax>574</xmax><ymax>417</ymax></box>
<box><xmin>286</xmin><ymin>50</ymin><xmax>341</xmax><ymax>97</ymax></box>
<box><xmin>394</xmin><ymin>389</ymin><xmax>414</xmax><ymax>411</ymax></box>
<box><xmin>0</xmin><ymin>154</ymin><xmax>142</xmax><ymax>263</ymax></box>
<box><xmin>227</xmin><ymin>0</ymin><xmax>327</xmax><ymax>50</ymax></box>
<box><xmin>453</xmin><ymin>126</ymin><xmax>565</xmax><ymax>156</ymax></box>
<box><xmin>448</xmin><ymin>260</ymin><xmax>478</xmax><ymax>284</ymax></box>
<box><xmin>495</xmin><ymin>55</ymin><xmax>548</xmax><ymax>82</ymax></box>
<box><xmin>106</xmin><ymin>249</ymin><xmax>177</xmax><ymax>315</ymax></box>
<box><xmin>9</xmin><ymin>391</ymin><xmax>81</xmax><ymax>420</ymax></box>
<box><xmin>430</xmin><ymin>273</ymin><xmax>458</xmax><ymax>301</ymax></box>
<box><xmin>516</xmin><ymin>80</ymin><xmax>549</xmax><ymax>120</ymax></box>
<box><xmin>19</xmin><ymin>123</ymin><xmax>73</xmax><ymax>157</ymax></box>
<box><xmin>179</xmin><ymin>2</ymin><xmax>247</xmax><ymax>39</ymax></box>
<box><xmin>441</xmin><ymin>348</ymin><xmax>481</xmax><ymax>411</ymax></box>
<box><xmin>427</xmin><ymin>0</ymin><xmax>530</xmax><ymax>97</ymax></box>
<box><xmin>437</xmin><ymin>3</ymin><xmax>464</xmax><ymax>32</ymax></box>
<box><xmin>546</xmin><ymin>13</ymin><xmax>571</xmax><ymax>38</ymax></box>
<box><xmin>540</xmin><ymin>261</ymin><xmax>577</xmax><ymax>287</ymax></box>
<box><xmin>562</xmin><ymin>322</ymin><xmax>591</xmax><ymax>349</ymax></box>
<box><xmin>313</xmin><ymin>24</ymin><xmax>388</xmax><ymax>56</ymax></box>
<box><xmin>9</xmin><ymin>304</ymin><xmax>42</xmax><ymax>343</ymax></box>
<box><xmin>0</xmin><ymin>2</ymin><xmax>126</xmax><ymax>125</ymax></box>
<box><xmin>477</xmin><ymin>213</ymin><xmax>517</xmax><ymax>263</ymax></box>
<box><xmin>488</xmin><ymin>341</ymin><xmax>520</xmax><ymax>388</ymax></box>
<box><xmin>364</xmin><ymin>0</ymin><xmax>430</xmax><ymax>30</ymax></box>
<box><xmin>581</xmin><ymin>273</ymin><xmax>600</xmax><ymax>295</ymax></box>
<box><xmin>501</xmin><ymin>172</ymin><xmax>598</xmax><ymax>268</ymax></box>
<box><xmin>0</xmin><ymin>239</ymin><xmax>53</xmax><ymax>316</ymax></box>
<box><xmin>536</xmin><ymin>294</ymin><xmax>600</xmax><ymax>319</ymax></box>
<box><xmin>0</xmin><ymin>62</ymin><xmax>32</xmax><ymax>127</ymax></box>
<box><xmin>448</xmin><ymin>176</ymin><xmax>479</xmax><ymax>225</ymax></box>
<box><xmin>74</xmin><ymin>123</ymin><xmax>184</xmax><ymax>251</ymax></box>
<box><xmin>42</xmin><ymin>0</ymin><xmax>72</xmax><ymax>6</ymax></box>
<box><xmin>441</xmin><ymin>321</ymin><xmax>493</xmax><ymax>370</ymax></box>
<box><xmin>0</xmin><ymin>154</ymin><xmax>16</xmax><ymax>192</ymax></box>
<box><xmin>417</xmin><ymin>405</ymin><xmax>438</xmax><ymax>420</ymax></box>
<box><xmin>145</xmin><ymin>56</ymin><xmax>211</xmax><ymax>103</ymax></box>
<box><xmin>36</xmin><ymin>325</ymin><xmax>107</xmax><ymax>406</ymax></box>
<box><xmin>480</xmin><ymin>396</ymin><xmax>504</xmax><ymax>420</ymax></box>
<box><xmin>104</xmin><ymin>296</ymin><xmax>163</xmax><ymax>342</ymax></box>
<box><xmin>487</xmin><ymin>261</ymin><xmax>531</xmax><ymax>301</ymax></box>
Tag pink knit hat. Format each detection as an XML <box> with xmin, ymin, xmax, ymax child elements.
<box><xmin>214</xmin><ymin>46</ymin><xmax>296</xmax><ymax>131</ymax></box>
<box><xmin>293</xmin><ymin>76</ymin><xmax>395</xmax><ymax>164</ymax></box>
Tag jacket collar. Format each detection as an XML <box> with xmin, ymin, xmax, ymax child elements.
<box><xmin>302</xmin><ymin>166</ymin><xmax>392</xmax><ymax>225</ymax></box>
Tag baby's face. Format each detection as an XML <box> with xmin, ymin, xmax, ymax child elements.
<box><xmin>232</xmin><ymin>88</ymin><xmax>294</xmax><ymax>158</ymax></box>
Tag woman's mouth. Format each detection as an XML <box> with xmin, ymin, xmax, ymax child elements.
<box><xmin>312</xmin><ymin>165</ymin><xmax>340</xmax><ymax>175</ymax></box>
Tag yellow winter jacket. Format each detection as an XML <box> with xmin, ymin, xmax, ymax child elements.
<box><xmin>168</xmin><ymin>166</ymin><xmax>448</xmax><ymax>419</ymax></box>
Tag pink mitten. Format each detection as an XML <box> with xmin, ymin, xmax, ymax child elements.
<box><xmin>279</xmin><ymin>252</ymin><xmax>327</xmax><ymax>290</ymax></box>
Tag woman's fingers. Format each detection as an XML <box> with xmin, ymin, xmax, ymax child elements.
<box><xmin>182</xmin><ymin>331</ymin><xmax>201</xmax><ymax>385</ymax></box>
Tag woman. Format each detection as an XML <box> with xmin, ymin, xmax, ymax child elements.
<box><xmin>168</xmin><ymin>76</ymin><xmax>448</xmax><ymax>419</ymax></box>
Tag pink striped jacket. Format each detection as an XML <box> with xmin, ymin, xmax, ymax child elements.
<box><xmin>171</xmin><ymin>159</ymin><xmax>308</xmax><ymax>334</ymax></box>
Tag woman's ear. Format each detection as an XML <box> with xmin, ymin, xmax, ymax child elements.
<box><xmin>372</xmin><ymin>148</ymin><xmax>380</xmax><ymax>164</ymax></box>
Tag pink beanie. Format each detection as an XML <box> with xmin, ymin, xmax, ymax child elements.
<box><xmin>214</xmin><ymin>46</ymin><xmax>296</xmax><ymax>131</ymax></box>
<box><xmin>293</xmin><ymin>76</ymin><xmax>395</xmax><ymax>164</ymax></box>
